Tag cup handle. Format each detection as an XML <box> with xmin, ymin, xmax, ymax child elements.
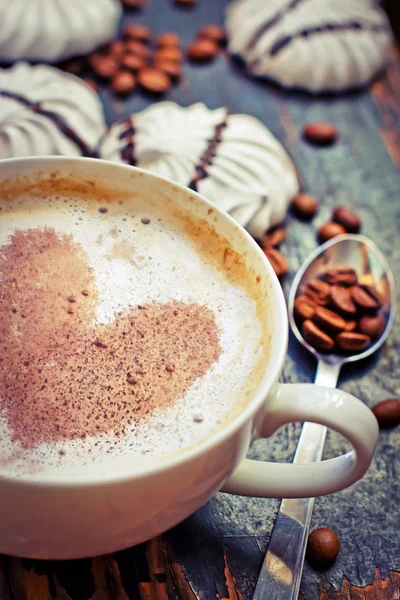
<box><xmin>221</xmin><ymin>383</ymin><xmax>379</xmax><ymax>498</ymax></box>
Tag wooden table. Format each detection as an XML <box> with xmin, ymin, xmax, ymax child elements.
<box><xmin>1</xmin><ymin>1</ymin><xmax>399</xmax><ymax>598</ymax></box>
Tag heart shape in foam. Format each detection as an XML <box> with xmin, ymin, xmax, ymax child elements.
<box><xmin>0</xmin><ymin>228</ymin><xmax>221</xmax><ymax>448</ymax></box>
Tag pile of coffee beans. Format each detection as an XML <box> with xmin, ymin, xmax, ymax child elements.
<box><xmin>58</xmin><ymin>9</ymin><xmax>226</xmax><ymax>96</ymax></box>
<box><xmin>258</xmin><ymin>226</ymin><xmax>288</xmax><ymax>280</ymax></box>
<box><xmin>62</xmin><ymin>24</ymin><xmax>187</xmax><ymax>96</ymax></box>
<box><xmin>294</xmin><ymin>266</ymin><xmax>386</xmax><ymax>354</ymax></box>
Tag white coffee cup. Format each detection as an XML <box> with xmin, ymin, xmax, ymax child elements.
<box><xmin>0</xmin><ymin>157</ymin><xmax>378</xmax><ymax>559</ymax></box>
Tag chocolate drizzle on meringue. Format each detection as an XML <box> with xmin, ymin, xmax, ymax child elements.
<box><xmin>188</xmin><ymin>113</ymin><xmax>229</xmax><ymax>191</ymax></box>
<box><xmin>119</xmin><ymin>116</ymin><xmax>136</xmax><ymax>165</ymax></box>
<box><xmin>243</xmin><ymin>0</ymin><xmax>389</xmax><ymax>58</ymax></box>
<box><xmin>244</xmin><ymin>0</ymin><xmax>303</xmax><ymax>53</ymax></box>
<box><xmin>268</xmin><ymin>21</ymin><xmax>390</xmax><ymax>57</ymax></box>
<box><xmin>0</xmin><ymin>90</ymin><xmax>94</xmax><ymax>157</ymax></box>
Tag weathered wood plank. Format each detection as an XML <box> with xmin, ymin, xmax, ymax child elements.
<box><xmin>164</xmin><ymin>541</ymin><xmax>199</xmax><ymax>600</ymax></box>
<box><xmin>371</xmin><ymin>47</ymin><xmax>400</xmax><ymax>166</ymax></box>
<box><xmin>319</xmin><ymin>569</ymin><xmax>400</xmax><ymax>600</ymax></box>
<box><xmin>7</xmin><ymin>558</ymin><xmax>53</xmax><ymax>600</ymax></box>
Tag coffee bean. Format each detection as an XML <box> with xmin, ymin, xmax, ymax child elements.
<box><xmin>294</xmin><ymin>296</ymin><xmax>316</xmax><ymax>322</ymax></box>
<box><xmin>344</xmin><ymin>320</ymin><xmax>357</xmax><ymax>332</ymax></box>
<box><xmin>90</xmin><ymin>55</ymin><xmax>120</xmax><ymax>79</ymax></box>
<box><xmin>313</xmin><ymin>306</ymin><xmax>347</xmax><ymax>336</ymax></box>
<box><xmin>260</xmin><ymin>226</ymin><xmax>286</xmax><ymax>249</ymax></box>
<box><xmin>67</xmin><ymin>296</ymin><xmax>77</xmax><ymax>303</ymax></box>
<box><xmin>187</xmin><ymin>39</ymin><xmax>219</xmax><ymax>62</ymax></box>
<box><xmin>372</xmin><ymin>398</ymin><xmax>400</xmax><ymax>428</ymax></box>
<box><xmin>307</xmin><ymin>528</ymin><xmax>340</xmax><ymax>566</ymax></box>
<box><xmin>81</xmin><ymin>290</ymin><xmax>89</xmax><ymax>296</ymax></box>
<box><xmin>154</xmin><ymin>60</ymin><xmax>182</xmax><ymax>81</ymax></box>
<box><xmin>320</xmin><ymin>267</ymin><xmax>358</xmax><ymax>287</ymax></box>
<box><xmin>98</xmin><ymin>207</ymin><xmax>108</xmax><ymax>213</ymax></box>
<box><xmin>109</xmin><ymin>40</ymin><xmax>124</xmax><ymax>56</ymax></box>
<box><xmin>175</xmin><ymin>0</ymin><xmax>197</xmax><ymax>6</ymax></box>
<box><xmin>165</xmin><ymin>364</ymin><xmax>175</xmax><ymax>373</ymax></box>
<box><xmin>263</xmin><ymin>248</ymin><xmax>288</xmax><ymax>279</ymax></box>
<box><xmin>303</xmin><ymin>122</ymin><xmax>338</xmax><ymax>146</ymax></box>
<box><xmin>317</xmin><ymin>222</ymin><xmax>346</xmax><ymax>244</ymax></box>
<box><xmin>121</xmin><ymin>0</ymin><xmax>145</xmax><ymax>9</ymax></box>
<box><xmin>291</xmin><ymin>193</ymin><xmax>319</xmax><ymax>220</ymax></box>
<box><xmin>304</xmin><ymin>279</ymin><xmax>331</xmax><ymax>305</ymax></box>
<box><xmin>329</xmin><ymin>285</ymin><xmax>357</xmax><ymax>317</ymax></box>
<box><xmin>198</xmin><ymin>24</ymin><xmax>227</xmax><ymax>46</ymax></box>
<box><xmin>112</xmin><ymin>71</ymin><xmax>136</xmax><ymax>95</ymax></box>
<box><xmin>332</xmin><ymin>206</ymin><xmax>361</xmax><ymax>233</ymax></box>
<box><xmin>121</xmin><ymin>53</ymin><xmax>145</xmax><ymax>73</ymax></box>
<box><xmin>336</xmin><ymin>331</ymin><xmax>370</xmax><ymax>352</ymax></box>
<box><xmin>350</xmin><ymin>285</ymin><xmax>381</xmax><ymax>314</ymax></box>
<box><xmin>155</xmin><ymin>47</ymin><xmax>184</xmax><ymax>63</ymax></box>
<box><xmin>302</xmin><ymin>320</ymin><xmax>335</xmax><ymax>352</ymax></box>
<box><xmin>124</xmin><ymin>40</ymin><xmax>151</xmax><ymax>59</ymax></box>
<box><xmin>123</xmin><ymin>24</ymin><xmax>151</xmax><ymax>44</ymax></box>
<box><xmin>358</xmin><ymin>314</ymin><xmax>386</xmax><ymax>340</ymax></box>
<box><xmin>141</xmin><ymin>217</ymin><xmax>150</xmax><ymax>224</ymax></box>
<box><xmin>157</xmin><ymin>32</ymin><xmax>181</xmax><ymax>48</ymax></box>
<box><xmin>361</xmin><ymin>285</ymin><xmax>382</xmax><ymax>307</ymax></box>
<box><xmin>138</xmin><ymin>68</ymin><xmax>171</xmax><ymax>93</ymax></box>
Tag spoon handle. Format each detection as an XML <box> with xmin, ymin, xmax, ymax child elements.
<box><xmin>251</xmin><ymin>360</ymin><xmax>341</xmax><ymax>600</ymax></box>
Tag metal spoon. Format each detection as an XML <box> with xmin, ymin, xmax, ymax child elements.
<box><xmin>252</xmin><ymin>233</ymin><xmax>396</xmax><ymax>600</ymax></box>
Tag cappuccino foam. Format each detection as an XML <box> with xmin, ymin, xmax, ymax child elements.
<box><xmin>0</xmin><ymin>181</ymin><xmax>265</xmax><ymax>478</ymax></box>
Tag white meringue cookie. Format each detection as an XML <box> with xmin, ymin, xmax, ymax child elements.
<box><xmin>226</xmin><ymin>0</ymin><xmax>392</xmax><ymax>93</ymax></box>
<box><xmin>0</xmin><ymin>62</ymin><xmax>106</xmax><ymax>158</ymax></box>
<box><xmin>99</xmin><ymin>102</ymin><xmax>298</xmax><ymax>236</ymax></box>
<box><xmin>0</xmin><ymin>0</ymin><xmax>121</xmax><ymax>63</ymax></box>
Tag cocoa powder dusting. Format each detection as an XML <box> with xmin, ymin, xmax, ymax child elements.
<box><xmin>0</xmin><ymin>228</ymin><xmax>221</xmax><ymax>449</ymax></box>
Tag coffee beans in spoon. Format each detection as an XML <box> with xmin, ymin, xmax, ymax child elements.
<box><xmin>294</xmin><ymin>266</ymin><xmax>386</xmax><ymax>355</ymax></box>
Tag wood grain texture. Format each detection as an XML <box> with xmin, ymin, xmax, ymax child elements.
<box><xmin>319</xmin><ymin>569</ymin><xmax>400</xmax><ymax>600</ymax></box>
<box><xmin>1</xmin><ymin>1</ymin><xmax>399</xmax><ymax>599</ymax></box>
<box><xmin>371</xmin><ymin>46</ymin><xmax>400</xmax><ymax>166</ymax></box>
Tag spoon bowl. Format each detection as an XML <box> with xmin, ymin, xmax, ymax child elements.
<box><xmin>288</xmin><ymin>234</ymin><xmax>396</xmax><ymax>365</ymax></box>
<box><xmin>252</xmin><ymin>233</ymin><xmax>396</xmax><ymax>600</ymax></box>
